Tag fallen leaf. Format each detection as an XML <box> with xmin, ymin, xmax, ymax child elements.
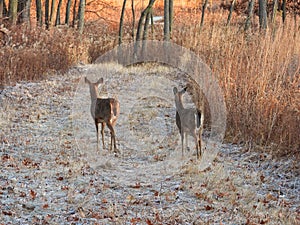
<box><xmin>205</xmin><ymin>205</ymin><xmax>213</xmax><ymax>211</ymax></box>
<box><xmin>2</xmin><ymin>210</ymin><xmax>13</xmax><ymax>216</ymax></box>
<box><xmin>30</xmin><ymin>190</ymin><xmax>37</xmax><ymax>199</ymax></box>
<box><xmin>56</xmin><ymin>176</ymin><xmax>64</xmax><ymax>181</ymax></box>
<box><xmin>195</xmin><ymin>192</ymin><xmax>206</xmax><ymax>199</ymax></box>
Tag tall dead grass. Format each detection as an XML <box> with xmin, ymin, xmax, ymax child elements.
<box><xmin>172</xmin><ymin>16</ymin><xmax>300</xmax><ymax>155</ymax></box>
<box><xmin>0</xmin><ymin>24</ymin><xmax>116</xmax><ymax>85</ymax></box>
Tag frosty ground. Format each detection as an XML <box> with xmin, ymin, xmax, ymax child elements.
<box><xmin>0</xmin><ymin>64</ymin><xmax>299</xmax><ymax>224</ymax></box>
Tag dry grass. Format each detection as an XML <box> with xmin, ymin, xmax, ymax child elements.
<box><xmin>171</xmin><ymin>14</ymin><xmax>300</xmax><ymax>156</ymax></box>
<box><xmin>0</xmin><ymin>24</ymin><xmax>116</xmax><ymax>85</ymax></box>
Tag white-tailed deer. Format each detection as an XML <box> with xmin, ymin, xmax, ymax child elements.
<box><xmin>85</xmin><ymin>77</ymin><xmax>120</xmax><ymax>152</ymax></box>
<box><xmin>173</xmin><ymin>87</ymin><xmax>203</xmax><ymax>159</ymax></box>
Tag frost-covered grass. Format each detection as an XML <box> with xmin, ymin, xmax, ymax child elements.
<box><xmin>0</xmin><ymin>64</ymin><xmax>298</xmax><ymax>224</ymax></box>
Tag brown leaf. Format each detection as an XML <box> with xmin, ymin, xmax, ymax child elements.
<box><xmin>260</xmin><ymin>217</ymin><xmax>270</xmax><ymax>224</ymax></box>
<box><xmin>146</xmin><ymin>219</ymin><xmax>154</xmax><ymax>225</ymax></box>
<box><xmin>195</xmin><ymin>192</ymin><xmax>206</xmax><ymax>199</ymax></box>
<box><xmin>2</xmin><ymin>210</ymin><xmax>13</xmax><ymax>216</ymax></box>
<box><xmin>130</xmin><ymin>217</ymin><xmax>141</xmax><ymax>224</ymax></box>
<box><xmin>205</xmin><ymin>205</ymin><xmax>213</xmax><ymax>211</ymax></box>
<box><xmin>30</xmin><ymin>190</ymin><xmax>37</xmax><ymax>199</ymax></box>
<box><xmin>130</xmin><ymin>182</ymin><xmax>141</xmax><ymax>189</ymax></box>
<box><xmin>56</xmin><ymin>176</ymin><xmax>64</xmax><ymax>181</ymax></box>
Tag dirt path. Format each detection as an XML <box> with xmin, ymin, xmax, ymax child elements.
<box><xmin>0</xmin><ymin>64</ymin><xmax>299</xmax><ymax>224</ymax></box>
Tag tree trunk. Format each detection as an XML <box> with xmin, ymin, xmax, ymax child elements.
<box><xmin>282</xmin><ymin>0</ymin><xmax>286</xmax><ymax>24</ymax></box>
<box><xmin>78</xmin><ymin>0</ymin><xmax>85</xmax><ymax>33</ymax></box>
<box><xmin>36</xmin><ymin>0</ymin><xmax>42</xmax><ymax>26</ymax></box>
<box><xmin>164</xmin><ymin>0</ymin><xmax>170</xmax><ymax>41</ymax></box>
<box><xmin>143</xmin><ymin>7</ymin><xmax>152</xmax><ymax>40</ymax></box>
<box><xmin>65</xmin><ymin>0</ymin><xmax>72</xmax><ymax>25</ymax></box>
<box><xmin>271</xmin><ymin>0</ymin><xmax>278</xmax><ymax>27</ymax></box>
<box><xmin>0</xmin><ymin>0</ymin><xmax>3</xmax><ymax>20</ymax></box>
<box><xmin>244</xmin><ymin>0</ymin><xmax>254</xmax><ymax>32</ymax></box>
<box><xmin>18</xmin><ymin>0</ymin><xmax>31</xmax><ymax>24</ymax></box>
<box><xmin>169</xmin><ymin>0</ymin><xmax>173</xmax><ymax>33</ymax></box>
<box><xmin>259</xmin><ymin>0</ymin><xmax>268</xmax><ymax>30</ymax></box>
<box><xmin>50</xmin><ymin>0</ymin><xmax>56</xmax><ymax>27</ymax></box>
<box><xmin>1</xmin><ymin>0</ymin><xmax>8</xmax><ymax>18</ymax></box>
<box><xmin>200</xmin><ymin>0</ymin><xmax>209</xmax><ymax>29</ymax></box>
<box><xmin>135</xmin><ymin>0</ymin><xmax>155</xmax><ymax>42</ymax></box>
<box><xmin>226</xmin><ymin>0</ymin><xmax>236</xmax><ymax>26</ymax></box>
<box><xmin>9</xmin><ymin>0</ymin><xmax>18</xmax><ymax>25</ymax></box>
<box><xmin>131</xmin><ymin>0</ymin><xmax>135</xmax><ymax>40</ymax></box>
<box><xmin>55</xmin><ymin>0</ymin><xmax>63</xmax><ymax>26</ymax></box>
<box><xmin>119</xmin><ymin>0</ymin><xmax>127</xmax><ymax>45</ymax></box>
<box><xmin>45</xmin><ymin>0</ymin><xmax>50</xmax><ymax>29</ymax></box>
<box><xmin>72</xmin><ymin>0</ymin><xmax>77</xmax><ymax>27</ymax></box>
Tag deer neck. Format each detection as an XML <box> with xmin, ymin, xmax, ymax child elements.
<box><xmin>89</xmin><ymin>86</ymin><xmax>100</xmax><ymax>119</ymax></box>
<box><xmin>175</xmin><ymin>98</ymin><xmax>185</xmax><ymax>113</ymax></box>
<box><xmin>91</xmin><ymin>85</ymin><xmax>100</xmax><ymax>99</ymax></box>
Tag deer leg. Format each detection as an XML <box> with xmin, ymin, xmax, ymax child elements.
<box><xmin>181</xmin><ymin>131</ymin><xmax>184</xmax><ymax>157</ymax></box>
<box><xmin>101</xmin><ymin>123</ymin><xmax>105</xmax><ymax>149</ymax></box>
<box><xmin>193</xmin><ymin>131</ymin><xmax>200</xmax><ymax>159</ymax></box>
<box><xmin>185</xmin><ymin>132</ymin><xmax>189</xmax><ymax>151</ymax></box>
<box><xmin>107</xmin><ymin>123</ymin><xmax>117</xmax><ymax>152</ymax></box>
<box><xmin>95</xmin><ymin>121</ymin><xmax>99</xmax><ymax>151</ymax></box>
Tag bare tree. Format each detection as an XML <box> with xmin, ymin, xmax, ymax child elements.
<box><xmin>282</xmin><ymin>0</ymin><xmax>287</xmax><ymax>24</ymax></box>
<box><xmin>164</xmin><ymin>0</ymin><xmax>170</xmax><ymax>41</ymax></box>
<box><xmin>0</xmin><ymin>0</ymin><xmax>3</xmax><ymax>21</ymax></box>
<box><xmin>78</xmin><ymin>0</ymin><xmax>85</xmax><ymax>33</ymax></box>
<box><xmin>9</xmin><ymin>0</ymin><xmax>18</xmax><ymax>25</ymax></box>
<box><xmin>259</xmin><ymin>0</ymin><xmax>268</xmax><ymax>30</ymax></box>
<box><xmin>244</xmin><ymin>0</ymin><xmax>254</xmax><ymax>32</ymax></box>
<box><xmin>55</xmin><ymin>0</ymin><xmax>63</xmax><ymax>25</ymax></box>
<box><xmin>226</xmin><ymin>0</ymin><xmax>236</xmax><ymax>26</ymax></box>
<box><xmin>169</xmin><ymin>0</ymin><xmax>173</xmax><ymax>33</ymax></box>
<box><xmin>18</xmin><ymin>0</ymin><xmax>32</xmax><ymax>24</ymax></box>
<box><xmin>45</xmin><ymin>0</ymin><xmax>50</xmax><ymax>28</ymax></box>
<box><xmin>143</xmin><ymin>5</ymin><xmax>152</xmax><ymax>40</ymax></box>
<box><xmin>271</xmin><ymin>0</ymin><xmax>278</xmax><ymax>26</ymax></box>
<box><xmin>131</xmin><ymin>0</ymin><xmax>135</xmax><ymax>40</ymax></box>
<box><xmin>135</xmin><ymin>0</ymin><xmax>155</xmax><ymax>42</ymax></box>
<box><xmin>49</xmin><ymin>0</ymin><xmax>56</xmax><ymax>27</ymax></box>
<box><xmin>72</xmin><ymin>0</ymin><xmax>78</xmax><ymax>27</ymax></box>
<box><xmin>65</xmin><ymin>0</ymin><xmax>72</xmax><ymax>25</ymax></box>
<box><xmin>36</xmin><ymin>0</ymin><xmax>42</xmax><ymax>26</ymax></box>
<box><xmin>200</xmin><ymin>0</ymin><xmax>208</xmax><ymax>29</ymax></box>
<box><xmin>119</xmin><ymin>0</ymin><xmax>127</xmax><ymax>45</ymax></box>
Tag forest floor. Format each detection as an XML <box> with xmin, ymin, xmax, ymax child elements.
<box><xmin>0</xmin><ymin>64</ymin><xmax>299</xmax><ymax>224</ymax></box>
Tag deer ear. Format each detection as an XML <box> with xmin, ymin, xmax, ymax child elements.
<box><xmin>97</xmin><ymin>78</ymin><xmax>104</xmax><ymax>85</ymax></box>
<box><xmin>173</xmin><ymin>87</ymin><xmax>178</xmax><ymax>94</ymax></box>
<box><xmin>85</xmin><ymin>77</ymin><xmax>90</xmax><ymax>84</ymax></box>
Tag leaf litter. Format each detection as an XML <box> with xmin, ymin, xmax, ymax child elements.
<box><xmin>0</xmin><ymin>63</ymin><xmax>299</xmax><ymax>224</ymax></box>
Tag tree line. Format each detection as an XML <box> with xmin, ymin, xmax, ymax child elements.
<box><xmin>0</xmin><ymin>0</ymin><xmax>86</xmax><ymax>33</ymax></box>
<box><xmin>0</xmin><ymin>0</ymin><xmax>298</xmax><ymax>38</ymax></box>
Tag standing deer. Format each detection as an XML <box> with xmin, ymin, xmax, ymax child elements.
<box><xmin>85</xmin><ymin>77</ymin><xmax>120</xmax><ymax>152</ymax></box>
<box><xmin>173</xmin><ymin>87</ymin><xmax>203</xmax><ymax>159</ymax></box>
